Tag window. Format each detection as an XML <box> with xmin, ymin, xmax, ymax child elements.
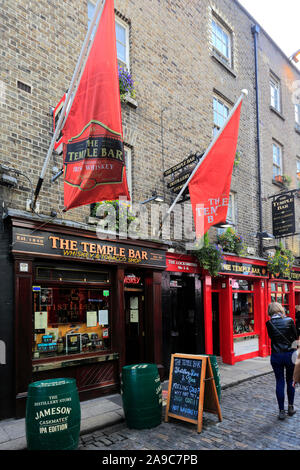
<box><xmin>232</xmin><ymin>280</ymin><xmax>254</xmax><ymax>335</ymax></box>
<box><xmin>226</xmin><ymin>192</ymin><xmax>235</xmax><ymax>225</ymax></box>
<box><xmin>211</xmin><ymin>16</ymin><xmax>232</xmax><ymax>67</ymax></box>
<box><xmin>295</xmin><ymin>104</ymin><xmax>300</xmax><ymax>125</ymax></box>
<box><xmin>270</xmin><ymin>75</ymin><xmax>281</xmax><ymax>112</ymax></box>
<box><xmin>116</xmin><ymin>18</ymin><xmax>130</xmax><ymax>70</ymax></box>
<box><xmin>297</xmin><ymin>158</ymin><xmax>300</xmax><ymax>181</ymax></box>
<box><xmin>87</xmin><ymin>2</ymin><xmax>130</xmax><ymax>70</ymax></box>
<box><xmin>270</xmin><ymin>282</ymin><xmax>290</xmax><ymax>315</ymax></box>
<box><xmin>213</xmin><ymin>96</ymin><xmax>229</xmax><ymax>136</ymax></box>
<box><xmin>124</xmin><ymin>145</ymin><xmax>132</xmax><ymax>198</ymax></box>
<box><xmin>272</xmin><ymin>142</ymin><xmax>283</xmax><ymax>179</ymax></box>
<box><xmin>32</xmin><ymin>285</ymin><xmax>111</xmax><ymax>360</ymax></box>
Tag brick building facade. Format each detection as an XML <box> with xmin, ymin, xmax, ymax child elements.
<box><xmin>0</xmin><ymin>0</ymin><xmax>299</xmax><ymax>418</ymax></box>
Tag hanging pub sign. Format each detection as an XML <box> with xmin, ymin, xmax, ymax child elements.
<box><xmin>272</xmin><ymin>193</ymin><xmax>296</xmax><ymax>238</ymax></box>
<box><xmin>163</xmin><ymin>153</ymin><xmax>203</xmax><ymax>199</ymax></box>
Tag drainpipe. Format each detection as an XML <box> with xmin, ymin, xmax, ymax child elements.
<box><xmin>252</xmin><ymin>24</ymin><xmax>264</xmax><ymax>258</ymax></box>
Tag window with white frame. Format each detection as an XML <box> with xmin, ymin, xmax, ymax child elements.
<box><xmin>227</xmin><ymin>192</ymin><xmax>235</xmax><ymax>225</ymax></box>
<box><xmin>270</xmin><ymin>75</ymin><xmax>281</xmax><ymax>112</ymax></box>
<box><xmin>124</xmin><ymin>145</ymin><xmax>132</xmax><ymax>198</ymax></box>
<box><xmin>115</xmin><ymin>18</ymin><xmax>130</xmax><ymax>70</ymax></box>
<box><xmin>213</xmin><ymin>96</ymin><xmax>230</xmax><ymax>136</ymax></box>
<box><xmin>296</xmin><ymin>158</ymin><xmax>300</xmax><ymax>181</ymax></box>
<box><xmin>295</xmin><ymin>104</ymin><xmax>300</xmax><ymax>125</ymax></box>
<box><xmin>272</xmin><ymin>142</ymin><xmax>283</xmax><ymax>179</ymax></box>
<box><xmin>87</xmin><ymin>2</ymin><xmax>130</xmax><ymax>70</ymax></box>
<box><xmin>217</xmin><ymin>192</ymin><xmax>236</xmax><ymax>235</ymax></box>
<box><xmin>211</xmin><ymin>16</ymin><xmax>232</xmax><ymax>67</ymax></box>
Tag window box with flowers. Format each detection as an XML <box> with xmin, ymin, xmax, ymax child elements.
<box><xmin>274</xmin><ymin>174</ymin><xmax>292</xmax><ymax>188</ymax></box>
<box><xmin>267</xmin><ymin>242</ymin><xmax>295</xmax><ymax>279</ymax></box>
<box><xmin>118</xmin><ymin>66</ymin><xmax>137</xmax><ymax>108</ymax></box>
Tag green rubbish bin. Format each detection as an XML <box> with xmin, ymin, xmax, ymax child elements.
<box><xmin>204</xmin><ymin>355</ymin><xmax>221</xmax><ymax>401</ymax></box>
<box><xmin>26</xmin><ymin>378</ymin><xmax>81</xmax><ymax>450</ymax></box>
<box><xmin>121</xmin><ymin>363</ymin><xmax>162</xmax><ymax>429</ymax></box>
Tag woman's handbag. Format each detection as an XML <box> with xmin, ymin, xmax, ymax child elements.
<box><xmin>293</xmin><ymin>350</ymin><xmax>300</xmax><ymax>384</ymax></box>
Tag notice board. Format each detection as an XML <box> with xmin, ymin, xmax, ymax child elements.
<box><xmin>165</xmin><ymin>354</ymin><xmax>222</xmax><ymax>433</ymax></box>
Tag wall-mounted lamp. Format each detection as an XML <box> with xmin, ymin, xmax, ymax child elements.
<box><xmin>140</xmin><ymin>191</ymin><xmax>164</xmax><ymax>204</ymax></box>
<box><xmin>262</xmin><ymin>245</ymin><xmax>278</xmax><ymax>252</ymax></box>
<box><xmin>290</xmin><ymin>49</ymin><xmax>300</xmax><ymax>64</ymax></box>
<box><xmin>215</xmin><ymin>221</ymin><xmax>234</xmax><ymax>229</ymax></box>
<box><xmin>255</xmin><ymin>231</ymin><xmax>275</xmax><ymax>240</ymax></box>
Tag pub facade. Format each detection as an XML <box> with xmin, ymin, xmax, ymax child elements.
<box><xmin>1</xmin><ymin>211</ymin><xmax>166</xmax><ymax>418</ymax></box>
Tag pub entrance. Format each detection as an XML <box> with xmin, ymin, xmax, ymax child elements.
<box><xmin>124</xmin><ymin>273</ymin><xmax>145</xmax><ymax>365</ymax></box>
<box><xmin>212</xmin><ymin>292</ymin><xmax>220</xmax><ymax>356</ymax></box>
<box><xmin>169</xmin><ymin>275</ymin><xmax>197</xmax><ymax>355</ymax></box>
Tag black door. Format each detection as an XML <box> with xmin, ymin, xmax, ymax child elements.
<box><xmin>125</xmin><ymin>292</ymin><xmax>145</xmax><ymax>365</ymax></box>
<box><xmin>212</xmin><ymin>292</ymin><xmax>220</xmax><ymax>356</ymax></box>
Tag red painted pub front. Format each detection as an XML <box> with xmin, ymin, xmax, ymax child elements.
<box><xmin>165</xmin><ymin>252</ymin><xmax>300</xmax><ymax>367</ymax></box>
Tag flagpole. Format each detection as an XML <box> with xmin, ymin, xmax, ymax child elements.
<box><xmin>157</xmin><ymin>89</ymin><xmax>248</xmax><ymax>237</ymax></box>
<box><xmin>32</xmin><ymin>0</ymin><xmax>106</xmax><ymax>210</ymax></box>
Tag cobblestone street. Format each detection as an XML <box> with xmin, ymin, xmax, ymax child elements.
<box><xmin>78</xmin><ymin>374</ymin><xmax>300</xmax><ymax>451</ymax></box>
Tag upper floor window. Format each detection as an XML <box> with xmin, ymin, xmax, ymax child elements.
<box><xmin>116</xmin><ymin>18</ymin><xmax>130</xmax><ymax>70</ymax></box>
<box><xmin>273</xmin><ymin>142</ymin><xmax>283</xmax><ymax>179</ymax></box>
<box><xmin>88</xmin><ymin>1</ymin><xmax>130</xmax><ymax>70</ymax></box>
<box><xmin>295</xmin><ymin>104</ymin><xmax>300</xmax><ymax>125</ymax></box>
<box><xmin>270</xmin><ymin>74</ymin><xmax>281</xmax><ymax>112</ymax></box>
<box><xmin>296</xmin><ymin>157</ymin><xmax>300</xmax><ymax>181</ymax></box>
<box><xmin>213</xmin><ymin>96</ymin><xmax>229</xmax><ymax>136</ymax></box>
<box><xmin>211</xmin><ymin>16</ymin><xmax>232</xmax><ymax>67</ymax></box>
<box><xmin>124</xmin><ymin>145</ymin><xmax>132</xmax><ymax>198</ymax></box>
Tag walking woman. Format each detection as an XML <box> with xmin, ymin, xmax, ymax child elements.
<box><xmin>266</xmin><ymin>302</ymin><xmax>298</xmax><ymax>420</ymax></box>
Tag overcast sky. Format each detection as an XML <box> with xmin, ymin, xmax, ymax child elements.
<box><xmin>238</xmin><ymin>0</ymin><xmax>300</xmax><ymax>68</ymax></box>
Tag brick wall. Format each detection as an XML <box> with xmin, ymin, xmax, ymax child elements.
<box><xmin>0</xmin><ymin>0</ymin><xmax>299</xmax><ymax>255</ymax></box>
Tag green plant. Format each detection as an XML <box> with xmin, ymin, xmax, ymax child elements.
<box><xmin>118</xmin><ymin>66</ymin><xmax>136</xmax><ymax>102</ymax></box>
<box><xmin>282</xmin><ymin>174</ymin><xmax>292</xmax><ymax>187</ymax></box>
<box><xmin>234</xmin><ymin>151</ymin><xmax>241</xmax><ymax>168</ymax></box>
<box><xmin>267</xmin><ymin>242</ymin><xmax>295</xmax><ymax>279</ymax></box>
<box><xmin>217</xmin><ymin>227</ymin><xmax>245</xmax><ymax>255</ymax></box>
<box><xmin>91</xmin><ymin>200</ymin><xmax>136</xmax><ymax>233</ymax></box>
<box><xmin>194</xmin><ymin>233</ymin><xmax>224</xmax><ymax>276</ymax></box>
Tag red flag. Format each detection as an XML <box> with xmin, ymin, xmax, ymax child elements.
<box><xmin>188</xmin><ymin>100</ymin><xmax>243</xmax><ymax>238</ymax></box>
<box><xmin>62</xmin><ymin>0</ymin><xmax>130</xmax><ymax>211</ymax></box>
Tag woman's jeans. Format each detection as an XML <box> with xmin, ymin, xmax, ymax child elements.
<box><xmin>271</xmin><ymin>351</ymin><xmax>295</xmax><ymax>411</ymax></box>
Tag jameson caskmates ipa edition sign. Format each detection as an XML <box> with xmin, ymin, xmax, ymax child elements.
<box><xmin>62</xmin><ymin>0</ymin><xmax>130</xmax><ymax>211</ymax></box>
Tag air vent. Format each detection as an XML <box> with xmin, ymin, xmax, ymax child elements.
<box><xmin>17</xmin><ymin>80</ymin><xmax>31</xmax><ymax>93</ymax></box>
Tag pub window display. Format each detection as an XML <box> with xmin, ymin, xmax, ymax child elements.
<box><xmin>32</xmin><ymin>287</ymin><xmax>111</xmax><ymax>359</ymax></box>
<box><xmin>232</xmin><ymin>279</ymin><xmax>254</xmax><ymax>335</ymax></box>
<box><xmin>270</xmin><ymin>282</ymin><xmax>290</xmax><ymax>315</ymax></box>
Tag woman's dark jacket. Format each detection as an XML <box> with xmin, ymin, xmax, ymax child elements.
<box><xmin>266</xmin><ymin>316</ymin><xmax>298</xmax><ymax>353</ymax></box>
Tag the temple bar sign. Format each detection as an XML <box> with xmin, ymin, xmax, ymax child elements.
<box><xmin>272</xmin><ymin>194</ymin><xmax>296</xmax><ymax>238</ymax></box>
<box><xmin>11</xmin><ymin>227</ymin><xmax>166</xmax><ymax>269</ymax></box>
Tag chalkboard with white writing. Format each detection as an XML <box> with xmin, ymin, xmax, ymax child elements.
<box><xmin>165</xmin><ymin>354</ymin><xmax>222</xmax><ymax>433</ymax></box>
<box><xmin>168</xmin><ymin>356</ymin><xmax>202</xmax><ymax>420</ymax></box>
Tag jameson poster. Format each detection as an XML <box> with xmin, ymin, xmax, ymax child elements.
<box><xmin>62</xmin><ymin>0</ymin><xmax>130</xmax><ymax>211</ymax></box>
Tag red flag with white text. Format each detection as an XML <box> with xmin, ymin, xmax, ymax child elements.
<box><xmin>62</xmin><ymin>0</ymin><xmax>130</xmax><ymax>211</ymax></box>
<box><xmin>188</xmin><ymin>100</ymin><xmax>243</xmax><ymax>238</ymax></box>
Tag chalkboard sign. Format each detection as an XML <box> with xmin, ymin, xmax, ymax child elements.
<box><xmin>165</xmin><ymin>354</ymin><xmax>222</xmax><ymax>433</ymax></box>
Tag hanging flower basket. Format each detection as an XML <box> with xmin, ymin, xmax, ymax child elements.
<box><xmin>193</xmin><ymin>234</ymin><xmax>224</xmax><ymax>276</ymax></box>
<box><xmin>217</xmin><ymin>227</ymin><xmax>245</xmax><ymax>255</ymax></box>
<box><xmin>267</xmin><ymin>243</ymin><xmax>294</xmax><ymax>279</ymax></box>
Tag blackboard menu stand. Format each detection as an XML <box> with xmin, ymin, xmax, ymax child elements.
<box><xmin>165</xmin><ymin>354</ymin><xmax>222</xmax><ymax>433</ymax></box>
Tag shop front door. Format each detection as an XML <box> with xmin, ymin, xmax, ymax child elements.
<box><xmin>212</xmin><ymin>292</ymin><xmax>220</xmax><ymax>356</ymax></box>
<box><xmin>125</xmin><ymin>292</ymin><xmax>145</xmax><ymax>365</ymax></box>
